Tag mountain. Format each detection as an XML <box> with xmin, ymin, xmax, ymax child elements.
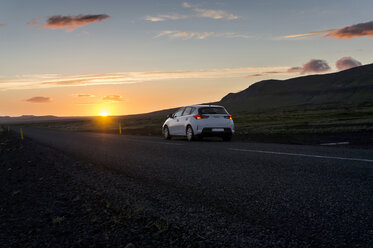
<box><xmin>220</xmin><ymin>63</ymin><xmax>373</xmax><ymax>112</ymax></box>
<box><xmin>0</xmin><ymin>115</ymin><xmax>61</xmax><ymax>124</ymax></box>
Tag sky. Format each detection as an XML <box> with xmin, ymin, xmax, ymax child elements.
<box><xmin>1</xmin><ymin>0</ymin><xmax>372</xmax><ymax>116</ymax></box>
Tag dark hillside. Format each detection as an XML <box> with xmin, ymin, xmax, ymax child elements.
<box><xmin>221</xmin><ymin>63</ymin><xmax>373</xmax><ymax>112</ymax></box>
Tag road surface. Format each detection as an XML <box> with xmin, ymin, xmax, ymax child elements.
<box><xmin>10</xmin><ymin>127</ymin><xmax>373</xmax><ymax>246</ymax></box>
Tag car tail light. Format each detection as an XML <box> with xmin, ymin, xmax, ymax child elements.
<box><xmin>224</xmin><ymin>115</ymin><xmax>233</xmax><ymax>120</ymax></box>
<box><xmin>193</xmin><ymin>114</ymin><xmax>209</xmax><ymax>119</ymax></box>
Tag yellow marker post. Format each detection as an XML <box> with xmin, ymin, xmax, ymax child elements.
<box><xmin>8</xmin><ymin>126</ymin><xmax>10</xmax><ymax>132</ymax></box>
<box><xmin>119</xmin><ymin>123</ymin><xmax>122</xmax><ymax>135</ymax></box>
<box><xmin>20</xmin><ymin>128</ymin><xmax>24</xmax><ymax>140</ymax></box>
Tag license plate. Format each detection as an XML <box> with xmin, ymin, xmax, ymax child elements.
<box><xmin>212</xmin><ymin>128</ymin><xmax>224</xmax><ymax>132</ymax></box>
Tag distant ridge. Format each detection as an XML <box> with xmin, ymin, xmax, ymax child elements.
<box><xmin>220</xmin><ymin>63</ymin><xmax>373</xmax><ymax>112</ymax></box>
<box><xmin>0</xmin><ymin>115</ymin><xmax>62</xmax><ymax>124</ymax></box>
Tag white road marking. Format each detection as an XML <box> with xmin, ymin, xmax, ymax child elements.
<box><xmin>229</xmin><ymin>148</ymin><xmax>373</xmax><ymax>163</ymax></box>
<box><xmin>124</xmin><ymin>138</ymin><xmax>184</xmax><ymax>146</ymax></box>
<box><xmin>320</xmin><ymin>142</ymin><xmax>350</xmax><ymax>146</ymax></box>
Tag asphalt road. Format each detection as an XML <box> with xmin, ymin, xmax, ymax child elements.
<box><xmin>11</xmin><ymin>127</ymin><xmax>373</xmax><ymax>246</ymax></box>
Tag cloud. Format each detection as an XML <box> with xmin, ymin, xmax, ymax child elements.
<box><xmin>103</xmin><ymin>95</ymin><xmax>123</xmax><ymax>102</ymax></box>
<box><xmin>244</xmin><ymin>58</ymin><xmax>353</xmax><ymax>78</ymax></box>
<box><xmin>74</xmin><ymin>101</ymin><xmax>101</xmax><ymax>105</ymax></box>
<box><xmin>193</xmin><ymin>8</ymin><xmax>239</xmax><ymax>20</ymax></box>
<box><xmin>182</xmin><ymin>2</ymin><xmax>192</xmax><ymax>8</ymax></box>
<box><xmin>144</xmin><ymin>2</ymin><xmax>239</xmax><ymax>22</ymax></box>
<box><xmin>26</xmin><ymin>96</ymin><xmax>52</xmax><ymax>103</ymax></box>
<box><xmin>27</xmin><ymin>18</ymin><xmax>41</xmax><ymax>27</ymax></box>
<box><xmin>244</xmin><ymin>61</ymin><xmax>332</xmax><ymax>78</ymax></box>
<box><xmin>300</xmin><ymin>59</ymin><xmax>331</xmax><ymax>74</ymax></box>
<box><xmin>155</xmin><ymin>30</ymin><xmax>249</xmax><ymax>39</ymax></box>
<box><xmin>144</xmin><ymin>14</ymin><xmax>188</xmax><ymax>22</ymax></box>
<box><xmin>287</xmin><ymin>67</ymin><xmax>302</xmax><ymax>73</ymax></box>
<box><xmin>244</xmin><ymin>67</ymin><xmax>305</xmax><ymax>78</ymax></box>
<box><xmin>251</xmin><ymin>60</ymin><xmax>330</xmax><ymax>77</ymax></box>
<box><xmin>282</xmin><ymin>30</ymin><xmax>333</xmax><ymax>39</ymax></box>
<box><xmin>326</xmin><ymin>21</ymin><xmax>373</xmax><ymax>39</ymax></box>
<box><xmin>75</xmin><ymin>94</ymin><xmax>95</xmax><ymax>97</ymax></box>
<box><xmin>0</xmin><ymin>24</ymin><xmax>6</xmax><ymax>27</ymax></box>
<box><xmin>245</xmin><ymin>71</ymin><xmax>287</xmax><ymax>78</ymax></box>
<box><xmin>336</xmin><ymin>57</ymin><xmax>362</xmax><ymax>71</ymax></box>
<box><xmin>183</xmin><ymin>2</ymin><xmax>239</xmax><ymax>20</ymax></box>
<box><xmin>283</xmin><ymin>21</ymin><xmax>373</xmax><ymax>40</ymax></box>
<box><xmin>42</xmin><ymin>14</ymin><xmax>109</xmax><ymax>31</ymax></box>
<box><xmin>0</xmin><ymin>66</ymin><xmax>291</xmax><ymax>90</ymax></box>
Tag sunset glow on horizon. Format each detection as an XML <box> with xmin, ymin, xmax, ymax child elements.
<box><xmin>99</xmin><ymin>111</ymin><xmax>109</xmax><ymax>117</ymax></box>
<box><xmin>1</xmin><ymin>0</ymin><xmax>372</xmax><ymax>117</ymax></box>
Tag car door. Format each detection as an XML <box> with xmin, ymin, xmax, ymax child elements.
<box><xmin>178</xmin><ymin>107</ymin><xmax>193</xmax><ymax>134</ymax></box>
<box><xmin>168</xmin><ymin>108</ymin><xmax>184</xmax><ymax>135</ymax></box>
<box><xmin>173</xmin><ymin>107</ymin><xmax>186</xmax><ymax>135</ymax></box>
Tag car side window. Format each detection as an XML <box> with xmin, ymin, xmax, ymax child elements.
<box><xmin>190</xmin><ymin>107</ymin><xmax>196</xmax><ymax>114</ymax></box>
<box><xmin>182</xmin><ymin>107</ymin><xmax>192</xmax><ymax>116</ymax></box>
<box><xmin>173</xmin><ymin>108</ymin><xmax>184</xmax><ymax>118</ymax></box>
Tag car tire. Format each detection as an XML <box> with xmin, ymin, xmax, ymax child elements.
<box><xmin>222</xmin><ymin>135</ymin><xmax>232</xmax><ymax>141</ymax></box>
<box><xmin>186</xmin><ymin>125</ymin><xmax>194</xmax><ymax>141</ymax></box>
<box><xmin>163</xmin><ymin>126</ymin><xmax>171</xmax><ymax>140</ymax></box>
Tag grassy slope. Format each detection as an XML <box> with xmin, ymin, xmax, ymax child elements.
<box><xmin>221</xmin><ymin>63</ymin><xmax>373</xmax><ymax>112</ymax></box>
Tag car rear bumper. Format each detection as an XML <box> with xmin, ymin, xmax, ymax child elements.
<box><xmin>199</xmin><ymin>128</ymin><xmax>233</xmax><ymax>137</ymax></box>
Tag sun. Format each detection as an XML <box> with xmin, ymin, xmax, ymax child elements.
<box><xmin>99</xmin><ymin>111</ymin><xmax>109</xmax><ymax>117</ymax></box>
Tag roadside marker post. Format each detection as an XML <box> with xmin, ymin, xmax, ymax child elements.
<box><xmin>119</xmin><ymin>123</ymin><xmax>122</xmax><ymax>135</ymax></box>
<box><xmin>20</xmin><ymin>128</ymin><xmax>24</xmax><ymax>140</ymax></box>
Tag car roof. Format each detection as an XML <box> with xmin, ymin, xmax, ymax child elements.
<box><xmin>182</xmin><ymin>104</ymin><xmax>225</xmax><ymax>108</ymax></box>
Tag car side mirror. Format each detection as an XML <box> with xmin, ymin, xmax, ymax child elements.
<box><xmin>167</xmin><ymin>113</ymin><xmax>174</xmax><ymax>119</ymax></box>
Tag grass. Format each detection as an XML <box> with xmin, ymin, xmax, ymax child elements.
<box><xmin>52</xmin><ymin>216</ymin><xmax>65</xmax><ymax>224</ymax></box>
<box><xmin>232</xmin><ymin>105</ymin><xmax>373</xmax><ymax>135</ymax></box>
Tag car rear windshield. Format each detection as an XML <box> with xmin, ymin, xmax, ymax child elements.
<box><xmin>198</xmin><ymin>107</ymin><xmax>227</xmax><ymax>114</ymax></box>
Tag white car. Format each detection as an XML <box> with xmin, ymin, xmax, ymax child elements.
<box><xmin>162</xmin><ymin>105</ymin><xmax>234</xmax><ymax>141</ymax></box>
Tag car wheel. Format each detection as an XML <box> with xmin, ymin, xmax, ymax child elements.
<box><xmin>222</xmin><ymin>135</ymin><xmax>232</xmax><ymax>141</ymax></box>
<box><xmin>163</xmin><ymin>126</ymin><xmax>171</xmax><ymax>140</ymax></box>
<box><xmin>186</xmin><ymin>126</ymin><xmax>194</xmax><ymax>141</ymax></box>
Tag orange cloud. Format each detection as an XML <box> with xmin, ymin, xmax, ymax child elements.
<box><xmin>26</xmin><ymin>96</ymin><xmax>52</xmax><ymax>103</ymax></box>
<box><xmin>282</xmin><ymin>30</ymin><xmax>333</xmax><ymax>39</ymax></box>
<box><xmin>43</xmin><ymin>14</ymin><xmax>109</xmax><ymax>32</ymax></box>
<box><xmin>75</xmin><ymin>94</ymin><xmax>95</xmax><ymax>97</ymax></box>
<box><xmin>326</xmin><ymin>21</ymin><xmax>373</xmax><ymax>39</ymax></box>
<box><xmin>284</xmin><ymin>21</ymin><xmax>373</xmax><ymax>40</ymax></box>
<box><xmin>103</xmin><ymin>95</ymin><xmax>123</xmax><ymax>102</ymax></box>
